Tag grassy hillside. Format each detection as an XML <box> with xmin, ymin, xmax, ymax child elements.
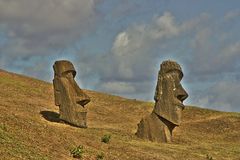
<box><xmin>0</xmin><ymin>69</ymin><xmax>240</xmax><ymax>160</ymax></box>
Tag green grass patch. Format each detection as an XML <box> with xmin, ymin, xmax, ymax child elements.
<box><xmin>96</xmin><ymin>152</ymin><xmax>105</xmax><ymax>160</ymax></box>
<box><xmin>70</xmin><ymin>145</ymin><xmax>84</xmax><ymax>159</ymax></box>
<box><xmin>101</xmin><ymin>134</ymin><xmax>111</xmax><ymax>144</ymax></box>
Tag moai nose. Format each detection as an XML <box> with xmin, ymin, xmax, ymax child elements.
<box><xmin>76</xmin><ymin>98</ymin><xmax>90</xmax><ymax>106</ymax></box>
<box><xmin>177</xmin><ymin>86</ymin><xmax>188</xmax><ymax>102</ymax></box>
<box><xmin>75</xmin><ymin>91</ymin><xmax>90</xmax><ymax>106</ymax></box>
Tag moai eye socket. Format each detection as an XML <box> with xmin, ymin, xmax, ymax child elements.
<box><xmin>64</xmin><ymin>71</ymin><xmax>74</xmax><ymax>79</ymax></box>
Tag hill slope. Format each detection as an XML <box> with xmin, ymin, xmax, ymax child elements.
<box><xmin>0</xmin><ymin>69</ymin><xmax>240</xmax><ymax>160</ymax></box>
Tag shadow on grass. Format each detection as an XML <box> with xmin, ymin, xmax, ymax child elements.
<box><xmin>40</xmin><ymin>111</ymin><xmax>88</xmax><ymax>128</ymax></box>
<box><xmin>40</xmin><ymin>111</ymin><xmax>61</xmax><ymax>123</ymax></box>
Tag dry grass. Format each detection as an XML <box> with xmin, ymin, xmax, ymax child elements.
<box><xmin>0</xmin><ymin>69</ymin><xmax>240</xmax><ymax>160</ymax></box>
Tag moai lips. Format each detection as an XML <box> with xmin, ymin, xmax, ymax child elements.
<box><xmin>136</xmin><ymin>60</ymin><xmax>188</xmax><ymax>142</ymax></box>
<box><xmin>53</xmin><ymin>60</ymin><xmax>90</xmax><ymax>128</ymax></box>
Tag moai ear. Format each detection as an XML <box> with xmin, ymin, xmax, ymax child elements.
<box><xmin>154</xmin><ymin>71</ymin><xmax>163</xmax><ymax>102</ymax></box>
<box><xmin>53</xmin><ymin>78</ymin><xmax>61</xmax><ymax>106</ymax></box>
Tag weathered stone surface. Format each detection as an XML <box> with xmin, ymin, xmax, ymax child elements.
<box><xmin>136</xmin><ymin>60</ymin><xmax>188</xmax><ymax>142</ymax></box>
<box><xmin>53</xmin><ymin>60</ymin><xmax>90</xmax><ymax>128</ymax></box>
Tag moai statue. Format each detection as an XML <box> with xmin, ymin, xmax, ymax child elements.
<box><xmin>53</xmin><ymin>60</ymin><xmax>90</xmax><ymax>128</ymax></box>
<box><xmin>136</xmin><ymin>60</ymin><xmax>188</xmax><ymax>142</ymax></box>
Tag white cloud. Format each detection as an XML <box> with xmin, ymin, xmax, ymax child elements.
<box><xmin>112</xmin><ymin>32</ymin><xmax>129</xmax><ymax>54</ymax></box>
<box><xmin>77</xmin><ymin>11</ymin><xmax>240</xmax><ymax>111</ymax></box>
<box><xmin>0</xmin><ymin>0</ymin><xmax>95</xmax><ymax>34</ymax></box>
<box><xmin>189</xmin><ymin>31</ymin><xmax>240</xmax><ymax>76</ymax></box>
<box><xmin>191</xmin><ymin>28</ymin><xmax>211</xmax><ymax>49</ymax></box>
<box><xmin>0</xmin><ymin>0</ymin><xmax>97</xmax><ymax>67</ymax></box>
<box><xmin>98</xmin><ymin>81</ymin><xmax>136</xmax><ymax>94</ymax></box>
<box><xmin>180</xmin><ymin>13</ymin><xmax>210</xmax><ymax>32</ymax></box>
<box><xmin>0</xmin><ymin>0</ymin><xmax>100</xmax><ymax>83</ymax></box>
<box><xmin>78</xmin><ymin>11</ymin><xmax>201</xmax><ymax>98</ymax></box>
<box><xmin>152</xmin><ymin>12</ymin><xmax>179</xmax><ymax>39</ymax></box>
<box><xmin>224</xmin><ymin>10</ymin><xmax>240</xmax><ymax>21</ymax></box>
<box><xmin>109</xmin><ymin>12</ymin><xmax>187</xmax><ymax>80</ymax></box>
<box><xmin>193</xmin><ymin>81</ymin><xmax>240</xmax><ymax>112</ymax></box>
<box><xmin>222</xmin><ymin>42</ymin><xmax>240</xmax><ymax>57</ymax></box>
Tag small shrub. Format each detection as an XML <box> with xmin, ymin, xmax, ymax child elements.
<box><xmin>96</xmin><ymin>152</ymin><xmax>104</xmax><ymax>160</ymax></box>
<box><xmin>0</xmin><ymin>124</ymin><xmax>7</xmax><ymax>131</ymax></box>
<box><xmin>206</xmin><ymin>154</ymin><xmax>213</xmax><ymax>160</ymax></box>
<box><xmin>70</xmin><ymin>145</ymin><xmax>84</xmax><ymax>159</ymax></box>
<box><xmin>101</xmin><ymin>134</ymin><xmax>111</xmax><ymax>143</ymax></box>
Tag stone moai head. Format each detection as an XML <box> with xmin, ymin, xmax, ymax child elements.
<box><xmin>53</xmin><ymin>60</ymin><xmax>90</xmax><ymax>128</ymax></box>
<box><xmin>153</xmin><ymin>60</ymin><xmax>188</xmax><ymax>125</ymax></box>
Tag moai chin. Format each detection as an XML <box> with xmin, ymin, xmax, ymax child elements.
<box><xmin>53</xmin><ymin>60</ymin><xmax>90</xmax><ymax>128</ymax></box>
<box><xmin>136</xmin><ymin>60</ymin><xmax>188</xmax><ymax>142</ymax></box>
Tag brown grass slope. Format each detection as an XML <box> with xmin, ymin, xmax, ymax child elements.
<box><xmin>0</xmin><ymin>69</ymin><xmax>240</xmax><ymax>160</ymax></box>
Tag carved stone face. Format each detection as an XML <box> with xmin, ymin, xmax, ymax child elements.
<box><xmin>153</xmin><ymin>61</ymin><xmax>188</xmax><ymax>126</ymax></box>
<box><xmin>62</xmin><ymin>71</ymin><xmax>90</xmax><ymax>106</ymax></box>
<box><xmin>53</xmin><ymin>60</ymin><xmax>90</xmax><ymax>127</ymax></box>
<box><xmin>53</xmin><ymin>60</ymin><xmax>90</xmax><ymax>108</ymax></box>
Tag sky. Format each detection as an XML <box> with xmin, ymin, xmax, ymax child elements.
<box><xmin>0</xmin><ymin>0</ymin><xmax>240</xmax><ymax>112</ymax></box>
